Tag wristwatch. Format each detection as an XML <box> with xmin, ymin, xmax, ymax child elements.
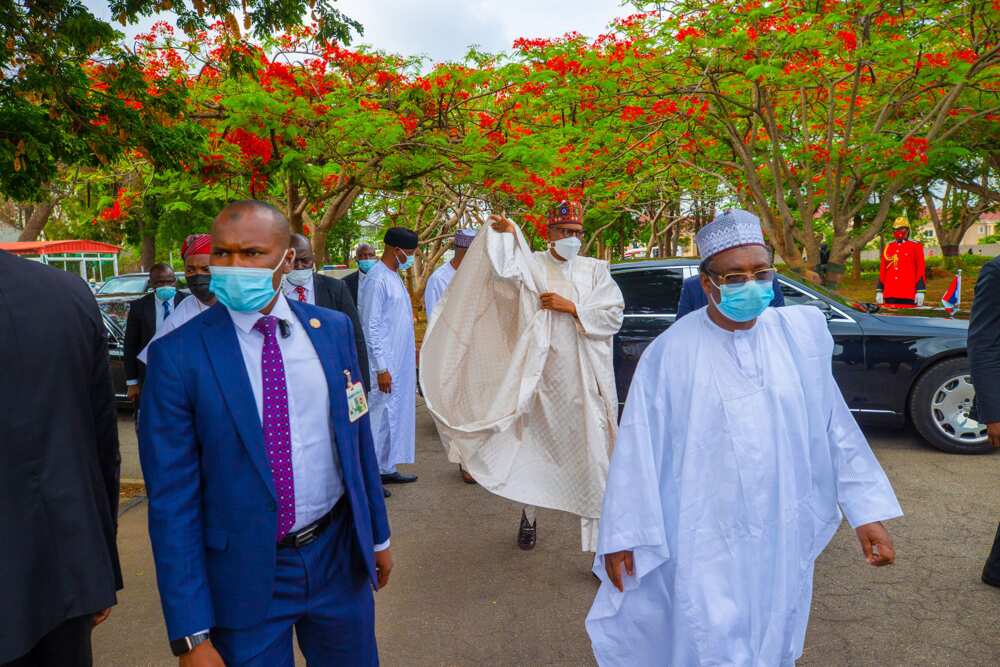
<box><xmin>170</xmin><ymin>631</ymin><xmax>210</xmax><ymax>656</ymax></box>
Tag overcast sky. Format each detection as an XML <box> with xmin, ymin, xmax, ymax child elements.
<box><xmin>84</xmin><ymin>1</ymin><xmax>632</xmax><ymax>62</ymax></box>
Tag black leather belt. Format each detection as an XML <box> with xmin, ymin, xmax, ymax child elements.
<box><xmin>277</xmin><ymin>499</ymin><xmax>342</xmax><ymax>549</ymax></box>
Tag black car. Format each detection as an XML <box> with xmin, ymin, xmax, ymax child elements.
<box><xmin>611</xmin><ymin>260</ymin><xmax>989</xmax><ymax>454</ymax></box>
<box><xmin>102</xmin><ymin>309</ymin><xmax>129</xmax><ymax>405</ymax></box>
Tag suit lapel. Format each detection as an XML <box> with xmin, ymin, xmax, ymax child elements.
<box><xmin>200</xmin><ymin>306</ymin><xmax>276</xmax><ymax>499</ymax></box>
<box><xmin>314</xmin><ymin>275</ymin><xmax>332</xmax><ymax>309</ymax></box>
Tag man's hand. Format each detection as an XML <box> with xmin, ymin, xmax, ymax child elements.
<box><xmin>377</xmin><ymin>370</ymin><xmax>392</xmax><ymax>394</ymax></box>
<box><xmin>987</xmin><ymin>422</ymin><xmax>1000</xmax><ymax>448</ymax></box>
<box><xmin>856</xmin><ymin>521</ymin><xmax>895</xmax><ymax>567</ymax></box>
<box><xmin>127</xmin><ymin>384</ymin><xmax>140</xmax><ymax>403</ymax></box>
<box><xmin>375</xmin><ymin>548</ymin><xmax>393</xmax><ymax>590</ymax></box>
<box><xmin>92</xmin><ymin>608</ymin><xmax>112</xmax><ymax>627</ymax></box>
<box><xmin>489</xmin><ymin>215</ymin><xmax>515</xmax><ymax>234</ymax></box>
<box><xmin>604</xmin><ymin>550</ymin><xmax>635</xmax><ymax>592</ymax></box>
<box><xmin>179</xmin><ymin>640</ymin><xmax>225</xmax><ymax>667</ymax></box>
<box><xmin>540</xmin><ymin>292</ymin><xmax>577</xmax><ymax>318</ymax></box>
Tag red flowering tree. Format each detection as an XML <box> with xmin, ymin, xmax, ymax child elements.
<box><xmin>630</xmin><ymin>0</ymin><xmax>999</xmax><ymax>282</ymax></box>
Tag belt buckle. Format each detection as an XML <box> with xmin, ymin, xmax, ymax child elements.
<box><xmin>293</xmin><ymin>523</ymin><xmax>318</xmax><ymax>548</ymax></box>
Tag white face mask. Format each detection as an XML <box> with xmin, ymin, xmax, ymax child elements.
<box><xmin>552</xmin><ymin>236</ymin><xmax>582</xmax><ymax>261</ymax></box>
<box><xmin>285</xmin><ymin>267</ymin><xmax>313</xmax><ymax>287</ymax></box>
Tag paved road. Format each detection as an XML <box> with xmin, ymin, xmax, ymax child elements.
<box><xmin>96</xmin><ymin>403</ymin><xmax>1000</xmax><ymax>666</ymax></box>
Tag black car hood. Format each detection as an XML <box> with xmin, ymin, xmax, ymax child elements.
<box><xmin>871</xmin><ymin>312</ymin><xmax>969</xmax><ymax>335</ymax></box>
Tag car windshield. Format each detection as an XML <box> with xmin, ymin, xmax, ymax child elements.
<box><xmin>97</xmin><ymin>275</ymin><xmax>148</xmax><ymax>294</ymax></box>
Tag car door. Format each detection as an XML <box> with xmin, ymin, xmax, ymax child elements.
<box><xmin>611</xmin><ymin>266</ymin><xmax>687</xmax><ymax>405</ymax></box>
<box><xmin>102</xmin><ymin>312</ymin><xmax>129</xmax><ymax>403</ymax></box>
<box><xmin>776</xmin><ymin>279</ymin><xmax>869</xmax><ymax>409</ymax></box>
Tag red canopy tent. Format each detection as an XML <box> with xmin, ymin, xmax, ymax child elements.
<box><xmin>0</xmin><ymin>240</ymin><xmax>121</xmax><ymax>281</ymax></box>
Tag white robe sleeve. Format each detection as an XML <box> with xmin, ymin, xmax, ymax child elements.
<box><xmin>361</xmin><ymin>276</ymin><xmax>391</xmax><ymax>372</ymax></box>
<box><xmin>424</xmin><ymin>273</ymin><xmax>444</xmax><ymax>321</ymax></box>
<box><xmin>576</xmin><ymin>262</ymin><xmax>624</xmax><ymax>339</ymax></box>
<box><xmin>826</xmin><ymin>372</ymin><xmax>904</xmax><ymax>528</ymax></box>
<box><xmin>486</xmin><ymin>229</ymin><xmax>524</xmax><ymax>282</ymax></box>
<box><xmin>594</xmin><ymin>344</ymin><xmax>671</xmax><ymax>588</ymax></box>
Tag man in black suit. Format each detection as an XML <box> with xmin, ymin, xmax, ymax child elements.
<box><xmin>285</xmin><ymin>234</ymin><xmax>371</xmax><ymax>391</ymax></box>
<box><xmin>969</xmin><ymin>256</ymin><xmax>1000</xmax><ymax>587</ymax></box>
<box><xmin>0</xmin><ymin>251</ymin><xmax>122</xmax><ymax>666</ymax></box>
<box><xmin>122</xmin><ymin>262</ymin><xmax>186</xmax><ymax>402</ymax></box>
<box><xmin>343</xmin><ymin>242</ymin><xmax>377</xmax><ymax>307</ymax></box>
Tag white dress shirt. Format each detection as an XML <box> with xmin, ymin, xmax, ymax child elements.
<box><xmin>283</xmin><ymin>274</ymin><xmax>315</xmax><ymax>305</ymax></box>
<box><xmin>227</xmin><ymin>295</ymin><xmax>388</xmax><ymax>549</ymax></box>
<box><xmin>154</xmin><ymin>294</ymin><xmax>174</xmax><ymax>331</ymax></box>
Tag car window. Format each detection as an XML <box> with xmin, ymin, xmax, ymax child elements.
<box><xmin>613</xmin><ymin>268</ymin><xmax>685</xmax><ymax>315</ymax></box>
<box><xmin>97</xmin><ymin>275</ymin><xmax>148</xmax><ymax>294</ymax></box>
<box><xmin>779</xmin><ymin>281</ymin><xmax>816</xmax><ymax>306</ymax></box>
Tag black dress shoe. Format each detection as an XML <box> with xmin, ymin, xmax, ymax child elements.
<box><xmin>518</xmin><ymin>511</ymin><xmax>536</xmax><ymax>551</ymax></box>
<box><xmin>381</xmin><ymin>472</ymin><xmax>418</xmax><ymax>484</ymax></box>
<box><xmin>383</xmin><ymin>487</ymin><xmax>392</xmax><ymax>498</ymax></box>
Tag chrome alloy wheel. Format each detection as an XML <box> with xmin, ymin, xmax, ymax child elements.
<box><xmin>930</xmin><ymin>374</ymin><xmax>988</xmax><ymax>445</ymax></box>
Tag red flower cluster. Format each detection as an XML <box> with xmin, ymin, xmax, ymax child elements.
<box><xmin>98</xmin><ymin>188</ymin><xmax>136</xmax><ymax>222</ymax></box>
<box><xmin>836</xmin><ymin>31</ymin><xmax>857</xmax><ymax>52</ymax></box>
<box><xmin>901</xmin><ymin>137</ymin><xmax>929</xmax><ymax>165</ymax></box>
<box><xmin>226</xmin><ymin>128</ymin><xmax>273</xmax><ymax>165</ymax></box>
<box><xmin>675</xmin><ymin>27</ymin><xmax>703</xmax><ymax>42</ymax></box>
<box><xmin>620</xmin><ymin>106</ymin><xmax>645</xmax><ymax>121</ymax></box>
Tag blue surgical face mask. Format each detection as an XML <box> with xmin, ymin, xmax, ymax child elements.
<box><xmin>395</xmin><ymin>249</ymin><xmax>415</xmax><ymax>272</ymax></box>
<box><xmin>710</xmin><ymin>279</ymin><xmax>774</xmax><ymax>323</ymax></box>
<box><xmin>209</xmin><ymin>250</ymin><xmax>292</xmax><ymax>313</ymax></box>
<box><xmin>154</xmin><ymin>285</ymin><xmax>177</xmax><ymax>301</ymax></box>
<box><xmin>285</xmin><ymin>268</ymin><xmax>313</xmax><ymax>287</ymax></box>
<box><xmin>358</xmin><ymin>259</ymin><xmax>377</xmax><ymax>274</ymax></box>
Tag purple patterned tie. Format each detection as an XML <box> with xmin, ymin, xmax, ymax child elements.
<box><xmin>253</xmin><ymin>315</ymin><xmax>296</xmax><ymax>540</ymax></box>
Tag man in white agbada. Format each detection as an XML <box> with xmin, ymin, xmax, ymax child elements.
<box><xmin>423</xmin><ymin>228</ymin><xmax>476</xmax><ymax>322</ymax></box>
<box><xmin>586</xmin><ymin>209</ymin><xmax>903</xmax><ymax>666</ymax></box>
<box><xmin>137</xmin><ymin>234</ymin><xmax>217</xmax><ymax>365</ymax></box>
<box><xmin>422</xmin><ymin>227</ymin><xmax>479</xmax><ymax>484</ymax></box>
<box><xmin>360</xmin><ymin>226</ymin><xmax>419</xmax><ymax>487</ymax></box>
<box><xmin>420</xmin><ymin>200</ymin><xmax>624</xmax><ymax>551</ymax></box>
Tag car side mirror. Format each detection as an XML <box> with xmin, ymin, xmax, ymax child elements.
<box><xmin>805</xmin><ymin>299</ymin><xmax>834</xmax><ymax>320</ymax></box>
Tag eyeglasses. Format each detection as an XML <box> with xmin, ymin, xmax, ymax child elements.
<box><xmin>708</xmin><ymin>267</ymin><xmax>776</xmax><ymax>286</ymax></box>
<box><xmin>549</xmin><ymin>227</ymin><xmax>585</xmax><ymax>239</ymax></box>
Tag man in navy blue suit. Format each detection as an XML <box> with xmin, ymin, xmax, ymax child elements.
<box><xmin>139</xmin><ymin>200</ymin><xmax>391</xmax><ymax>667</ymax></box>
<box><xmin>676</xmin><ymin>273</ymin><xmax>785</xmax><ymax>318</ymax></box>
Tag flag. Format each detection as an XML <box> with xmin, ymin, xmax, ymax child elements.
<box><xmin>941</xmin><ymin>271</ymin><xmax>961</xmax><ymax>313</ymax></box>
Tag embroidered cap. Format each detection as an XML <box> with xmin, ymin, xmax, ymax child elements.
<box><xmin>695</xmin><ymin>209</ymin><xmax>766</xmax><ymax>260</ymax></box>
<box><xmin>547</xmin><ymin>200</ymin><xmax>583</xmax><ymax>226</ymax></box>
<box><xmin>454</xmin><ymin>228</ymin><xmax>477</xmax><ymax>248</ymax></box>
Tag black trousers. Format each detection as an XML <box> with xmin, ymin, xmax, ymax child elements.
<box><xmin>3</xmin><ymin>616</ymin><xmax>93</xmax><ymax>667</ymax></box>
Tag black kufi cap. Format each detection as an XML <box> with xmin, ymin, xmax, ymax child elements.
<box><xmin>384</xmin><ymin>227</ymin><xmax>419</xmax><ymax>250</ymax></box>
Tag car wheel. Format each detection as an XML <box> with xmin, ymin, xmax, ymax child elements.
<box><xmin>908</xmin><ymin>357</ymin><xmax>991</xmax><ymax>454</ymax></box>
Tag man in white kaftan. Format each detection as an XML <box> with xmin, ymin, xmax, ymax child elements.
<box><xmin>423</xmin><ymin>228</ymin><xmax>476</xmax><ymax>322</ymax></box>
<box><xmin>586</xmin><ymin>210</ymin><xmax>902</xmax><ymax>666</ymax></box>
<box><xmin>137</xmin><ymin>234</ymin><xmax>217</xmax><ymax>365</ymax></box>
<box><xmin>420</xmin><ymin>201</ymin><xmax>623</xmax><ymax>551</ymax></box>
<box><xmin>359</xmin><ymin>227</ymin><xmax>418</xmax><ymax>485</ymax></box>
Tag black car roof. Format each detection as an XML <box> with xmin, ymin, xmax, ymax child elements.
<box><xmin>611</xmin><ymin>258</ymin><xmax>697</xmax><ymax>271</ymax></box>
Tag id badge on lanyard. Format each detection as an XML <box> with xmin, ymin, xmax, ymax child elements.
<box><xmin>344</xmin><ymin>370</ymin><xmax>369</xmax><ymax>422</ymax></box>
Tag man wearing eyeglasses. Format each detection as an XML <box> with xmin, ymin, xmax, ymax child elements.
<box><xmin>587</xmin><ymin>209</ymin><xmax>902</xmax><ymax>666</ymax></box>
<box><xmin>676</xmin><ymin>260</ymin><xmax>784</xmax><ymax>318</ymax></box>
<box><xmin>420</xmin><ymin>201</ymin><xmax>623</xmax><ymax>554</ymax></box>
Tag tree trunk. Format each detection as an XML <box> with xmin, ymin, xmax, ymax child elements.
<box><xmin>851</xmin><ymin>246</ymin><xmax>862</xmax><ymax>280</ymax></box>
<box><xmin>286</xmin><ymin>179</ymin><xmax>304</xmax><ymax>234</ymax></box>
<box><xmin>140</xmin><ymin>229</ymin><xmax>156</xmax><ymax>271</ymax></box>
<box><xmin>17</xmin><ymin>201</ymin><xmax>55</xmax><ymax>241</ymax></box>
<box><xmin>312</xmin><ymin>225</ymin><xmax>330</xmax><ymax>266</ymax></box>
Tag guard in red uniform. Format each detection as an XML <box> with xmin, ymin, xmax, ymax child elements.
<box><xmin>877</xmin><ymin>217</ymin><xmax>926</xmax><ymax>308</ymax></box>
